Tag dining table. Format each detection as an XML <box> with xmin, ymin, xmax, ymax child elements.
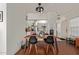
<box><xmin>23</xmin><ymin>34</ymin><xmax>61</xmax><ymax>54</ymax></box>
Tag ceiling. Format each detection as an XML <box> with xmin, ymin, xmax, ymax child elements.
<box><xmin>8</xmin><ymin>3</ymin><xmax>79</xmax><ymax>20</ymax></box>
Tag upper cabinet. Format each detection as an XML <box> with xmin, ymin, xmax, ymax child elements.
<box><xmin>27</xmin><ymin>13</ymin><xmax>49</xmax><ymax>20</ymax></box>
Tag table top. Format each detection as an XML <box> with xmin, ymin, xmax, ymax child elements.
<box><xmin>23</xmin><ymin>35</ymin><xmax>61</xmax><ymax>41</ymax></box>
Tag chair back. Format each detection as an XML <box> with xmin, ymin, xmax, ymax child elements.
<box><xmin>29</xmin><ymin>36</ymin><xmax>37</xmax><ymax>44</ymax></box>
<box><xmin>46</xmin><ymin>36</ymin><xmax>54</xmax><ymax>44</ymax></box>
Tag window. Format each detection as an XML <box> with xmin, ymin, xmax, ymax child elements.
<box><xmin>69</xmin><ymin>17</ymin><xmax>79</xmax><ymax>37</ymax></box>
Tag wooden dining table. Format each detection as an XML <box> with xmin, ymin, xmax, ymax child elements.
<box><xmin>24</xmin><ymin>35</ymin><xmax>61</xmax><ymax>54</ymax></box>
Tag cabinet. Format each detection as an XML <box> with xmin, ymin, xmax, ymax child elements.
<box><xmin>75</xmin><ymin>37</ymin><xmax>79</xmax><ymax>47</ymax></box>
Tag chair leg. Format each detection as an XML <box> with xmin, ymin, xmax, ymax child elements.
<box><xmin>24</xmin><ymin>46</ymin><xmax>27</xmax><ymax>54</ymax></box>
<box><xmin>35</xmin><ymin>44</ymin><xmax>38</xmax><ymax>54</ymax></box>
<box><xmin>50</xmin><ymin>44</ymin><xmax>55</xmax><ymax>54</ymax></box>
<box><xmin>46</xmin><ymin>44</ymin><xmax>49</xmax><ymax>54</ymax></box>
<box><xmin>28</xmin><ymin>44</ymin><xmax>32</xmax><ymax>54</ymax></box>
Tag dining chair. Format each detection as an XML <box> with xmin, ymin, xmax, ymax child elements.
<box><xmin>44</xmin><ymin>36</ymin><xmax>56</xmax><ymax>54</ymax></box>
<box><xmin>28</xmin><ymin>36</ymin><xmax>38</xmax><ymax>54</ymax></box>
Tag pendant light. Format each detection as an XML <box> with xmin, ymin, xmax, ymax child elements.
<box><xmin>36</xmin><ymin>3</ymin><xmax>44</xmax><ymax>13</ymax></box>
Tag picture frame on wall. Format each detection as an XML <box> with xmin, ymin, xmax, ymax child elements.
<box><xmin>0</xmin><ymin>11</ymin><xmax>3</xmax><ymax>22</ymax></box>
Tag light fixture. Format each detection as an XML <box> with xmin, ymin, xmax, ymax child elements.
<box><xmin>36</xmin><ymin>3</ymin><xmax>44</xmax><ymax>13</ymax></box>
<box><xmin>37</xmin><ymin>20</ymin><xmax>47</xmax><ymax>23</ymax></box>
<box><xmin>57</xmin><ymin>14</ymin><xmax>61</xmax><ymax>20</ymax></box>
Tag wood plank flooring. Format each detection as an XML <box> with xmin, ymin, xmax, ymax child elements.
<box><xmin>15</xmin><ymin>40</ymin><xmax>79</xmax><ymax>55</ymax></box>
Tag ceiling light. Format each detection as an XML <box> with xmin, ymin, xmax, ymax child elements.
<box><xmin>38</xmin><ymin>20</ymin><xmax>47</xmax><ymax>23</ymax></box>
<box><xmin>36</xmin><ymin>3</ymin><xmax>44</xmax><ymax>13</ymax></box>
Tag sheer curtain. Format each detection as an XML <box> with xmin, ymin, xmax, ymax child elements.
<box><xmin>69</xmin><ymin>17</ymin><xmax>79</xmax><ymax>37</ymax></box>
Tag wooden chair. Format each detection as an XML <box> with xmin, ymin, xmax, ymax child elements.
<box><xmin>28</xmin><ymin>36</ymin><xmax>38</xmax><ymax>54</ymax></box>
<box><xmin>44</xmin><ymin>36</ymin><xmax>56</xmax><ymax>54</ymax></box>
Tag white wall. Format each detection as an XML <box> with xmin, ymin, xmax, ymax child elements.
<box><xmin>0</xmin><ymin>3</ymin><xmax>6</xmax><ymax>55</ymax></box>
<box><xmin>7</xmin><ymin>4</ymin><xmax>26</xmax><ymax>55</ymax></box>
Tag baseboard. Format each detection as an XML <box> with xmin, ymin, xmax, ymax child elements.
<box><xmin>0</xmin><ymin>52</ymin><xmax>6</xmax><ymax>55</ymax></box>
<box><xmin>15</xmin><ymin>49</ymin><xmax>22</xmax><ymax>55</ymax></box>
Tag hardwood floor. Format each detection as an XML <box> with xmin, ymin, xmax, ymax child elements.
<box><xmin>15</xmin><ymin>40</ymin><xmax>79</xmax><ymax>55</ymax></box>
